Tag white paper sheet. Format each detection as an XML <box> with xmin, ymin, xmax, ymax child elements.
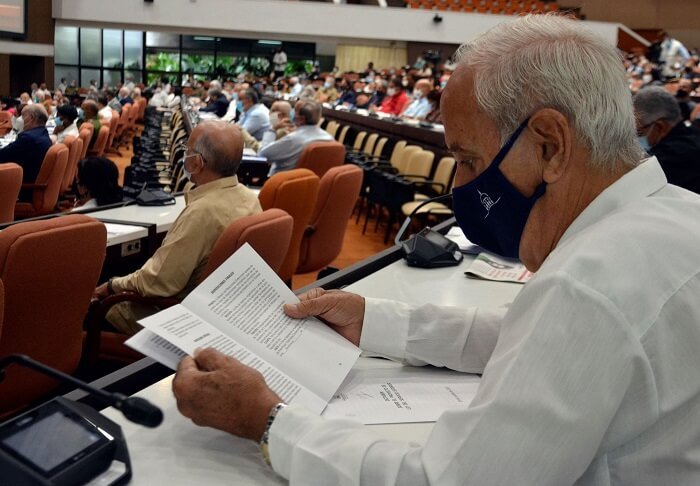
<box><xmin>128</xmin><ymin>244</ymin><xmax>360</xmax><ymax>414</ymax></box>
<box><xmin>445</xmin><ymin>226</ymin><xmax>482</xmax><ymax>255</ymax></box>
<box><xmin>322</xmin><ymin>366</ymin><xmax>480</xmax><ymax>424</ymax></box>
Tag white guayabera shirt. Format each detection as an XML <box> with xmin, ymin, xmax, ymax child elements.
<box><xmin>269</xmin><ymin>158</ymin><xmax>700</xmax><ymax>485</ymax></box>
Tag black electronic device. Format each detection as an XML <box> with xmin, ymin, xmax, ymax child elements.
<box><xmin>0</xmin><ymin>397</ymin><xmax>130</xmax><ymax>486</ymax></box>
<box><xmin>0</xmin><ymin>354</ymin><xmax>165</xmax><ymax>485</ymax></box>
<box><xmin>395</xmin><ymin>193</ymin><xmax>463</xmax><ymax>268</ymax></box>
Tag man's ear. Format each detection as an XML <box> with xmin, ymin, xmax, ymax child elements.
<box><xmin>527</xmin><ymin>108</ymin><xmax>572</xmax><ymax>184</ymax></box>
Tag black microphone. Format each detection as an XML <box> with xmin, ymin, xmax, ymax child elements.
<box><xmin>0</xmin><ymin>354</ymin><xmax>163</xmax><ymax>428</ymax></box>
<box><xmin>394</xmin><ymin>192</ymin><xmax>454</xmax><ymax>245</ymax></box>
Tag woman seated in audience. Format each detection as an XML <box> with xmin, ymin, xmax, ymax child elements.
<box><xmin>71</xmin><ymin>156</ymin><xmax>123</xmax><ymax>211</ymax></box>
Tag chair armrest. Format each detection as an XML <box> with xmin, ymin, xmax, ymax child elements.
<box><xmin>21</xmin><ymin>183</ymin><xmax>49</xmax><ymax>190</ymax></box>
<box><xmin>83</xmin><ymin>291</ymin><xmax>181</xmax><ymax>365</ymax></box>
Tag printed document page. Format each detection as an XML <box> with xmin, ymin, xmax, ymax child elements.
<box><xmin>129</xmin><ymin>244</ymin><xmax>360</xmax><ymax>414</ymax></box>
<box><xmin>465</xmin><ymin>252</ymin><xmax>534</xmax><ymax>283</ymax></box>
<box><xmin>322</xmin><ymin>366</ymin><xmax>480</xmax><ymax>424</ymax></box>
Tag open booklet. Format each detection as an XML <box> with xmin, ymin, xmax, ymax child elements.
<box><xmin>464</xmin><ymin>251</ymin><xmax>534</xmax><ymax>284</ymax></box>
<box><xmin>125</xmin><ymin>243</ymin><xmax>361</xmax><ymax>415</ymax></box>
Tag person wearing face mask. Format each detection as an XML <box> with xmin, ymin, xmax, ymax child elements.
<box><xmin>172</xmin><ymin>16</ymin><xmax>700</xmax><ymax>485</ymax></box>
<box><xmin>633</xmin><ymin>86</ymin><xmax>700</xmax><ymax>194</ymax></box>
<box><xmin>51</xmin><ymin>104</ymin><xmax>79</xmax><ymax>143</ymax></box>
<box><xmin>263</xmin><ymin>100</ymin><xmax>294</xmax><ymax>144</ymax></box>
<box><xmin>377</xmin><ymin>77</ymin><xmax>410</xmax><ymax>116</ymax></box>
<box><xmin>258</xmin><ymin>100</ymin><xmax>333</xmax><ymax>175</ymax></box>
<box><xmin>0</xmin><ymin>104</ymin><xmax>52</xmax><ymax>202</ymax></box>
<box><xmin>400</xmin><ymin>78</ymin><xmax>433</xmax><ymax>119</ymax></box>
<box><xmin>316</xmin><ymin>76</ymin><xmax>340</xmax><ymax>104</ymax></box>
<box><xmin>236</xmin><ymin>88</ymin><xmax>271</xmax><ymax>141</ymax></box>
<box><xmin>93</xmin><ymin>121</ymin><xmax>261</xmax><ymax>334</ymax></box>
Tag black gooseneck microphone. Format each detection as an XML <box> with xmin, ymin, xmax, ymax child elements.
<box><xmin>394</xmin><ymin>192</ymin><xmax>454</xmax><ymax>245</ymax></box>
<box><xmin>0</xmin><ymin>354</ymin><xmax>163</xmax><ymax>428</ymax></box>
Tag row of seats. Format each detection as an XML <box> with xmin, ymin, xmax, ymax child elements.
<box><xmin>405</xmin><ymin>0</ymin><xmax>559</xmax><ymax>14</ymax></box>
<box><xmin>0</xmin><ymin>98</ymin><xmax>147</xmax><ymax>224</ymax></box>
<box><xmin>321</xmin><ymin>118</ymin><xmax>457</xmax><ymax>243</ymax></box>
<box><xmin>0</xmin><ymin>153</ymin><xmax>363</xmax><ymax>418</ymax></box>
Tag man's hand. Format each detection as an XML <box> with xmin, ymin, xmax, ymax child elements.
<box><xmin>284</xmin><ymin>288</ymin><xmax>364</xmax><ymax>346</ymax></box>
<box><xmin>172</xmin><ymin>348</ymin><xmax>281</xmax><ymax>441</ymax></box>
<box><xmin>93</xmin><ymin>282</ymin><xmax>110</xmax><ymax>300</ymax></box>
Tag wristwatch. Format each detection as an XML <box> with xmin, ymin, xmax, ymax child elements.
<box><xmin>260</xmin><ymin>402</ymin><xmax>287</xmax><ymax>466</ymax></box>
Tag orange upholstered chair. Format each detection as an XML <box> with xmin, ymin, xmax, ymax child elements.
<box><xmin>259</xmin><ymin>168</ymin><xmax>320</xmax><ymax>284</ymax></box>
<box><xmin>0</xmin><ymin>111</ymin><xmax>12</xmax><ymax>136</ymax></box>
<box><xmin>84</xmin><ymin>209</ymin><xmax>293</xmax><ymax>365</ymax></box>
<box><xmin>87</xmin><ymin>125</ymin><xmax>110</xmax><ymax>157</ymax></box>
<box><xmin>0</xmin><ymin>279</ymin><xmax>4</xmax><ymax>332</ymax></box>
<box><xmin>137</xmin><ymin>97</ymin><xmax>147</xmax><ymax>123</ymax></box>
<box><xmin>14</xmin><ymin>143</ymin><xmax>69</xmax><ymax>219</ymax></box>
<box><xmin>60</xmin><ymin>135</ymin><xmax>83</xmax><ymax>195</ymax></box>
<box><xmin>78</xmin><ymin>125</ymin><xmax>93</xmax><ymax>161</ymax></box>
<box><xmin>297</xmin><ymin>164</ymin><xmax>363</xmax><ymax>275</ymax></box>
<box><xmin>296</xmin><ymin>141</ymin><xmax>346</xmax><ymax>178</ymax></box>
<box><xmin>0</xmin><ymin>215</ymin><xmax>106</xmax><ymax>417</ymax></box>
<box><xmin>0</xmin><ymin>163</ymin><xmax>22</xmax><ymax>224</ymax></box>
<box><xmin>204</xmin><ymin>208</ymin><xmax>294</xmax><ymax>277</ymax></box>
<box><xmin>105</xmin><ymin>110</ymin><xmax>120</xmax><ymax>155</ymax></box>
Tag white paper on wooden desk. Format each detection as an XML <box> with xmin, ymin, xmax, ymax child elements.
<box><xmin>322</xmin><ymin>366</ymin><xmax>480</xmax><ymax>424</ymax></box>
<box><xmin>128</xmin><ymin>244</ymin><xmax>361</xmax><ymax>415</ymax></box>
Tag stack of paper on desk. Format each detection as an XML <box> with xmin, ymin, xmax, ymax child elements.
<box><xmin>126</xmin><ymin>244</ymin><xmax>361</xmax><ymax>415</ymax></box>
<box><xmin>323</xmin><ymin>365</ymin><xmax>480</xmax><ymax>424</ymax></box>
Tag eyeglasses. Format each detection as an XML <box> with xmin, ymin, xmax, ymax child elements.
<box><xmin>637</xmin><ymin>120</ymin><xmax>659</xmax><ymax>136</ymax></box>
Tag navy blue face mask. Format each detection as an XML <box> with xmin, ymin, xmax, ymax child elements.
<box><xmin>452</xmin><ymin>118</ymin><xmax>546</xmax><ymax>259</ymax></box>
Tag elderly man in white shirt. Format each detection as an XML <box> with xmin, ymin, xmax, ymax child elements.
<box><xmin>172</xmin><ymin>15</ymin><xmax>700</xmax><ymax>486</ymax></box>
<box><xmin>257</xmin><ymin>100</ymin><xmax>333</xmax><ymax>175</ymax></box>
<box><xmin>236</xmin><ymin>88</ymin><xmax>270</xmax><ymax>141</ymax></box>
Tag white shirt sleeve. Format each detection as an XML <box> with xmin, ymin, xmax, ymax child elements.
<box><xmin>269</xmin><ymin>272</ymin><xmax>646</xmax><ymax>485</ymax></box>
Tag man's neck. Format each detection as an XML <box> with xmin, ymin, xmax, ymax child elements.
<box><xmin>520</xmin><ymin>161</ymin><xmax>631</xmax><ymax>272</ymax></box>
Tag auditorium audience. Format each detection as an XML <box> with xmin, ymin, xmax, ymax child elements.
<box><xmin>0</xmin><ymin>104</ymin><xmax>52</xmax><ymax>201</ymax></box>
<box><xmin>237</xmin><ymin>88</ymin><xmax>271</xmax><ymax>141</ymax></box>
<box><xmin>316</xmin><ymin>76</ymin><xmax>340</xmax><ymax>103</ymax></box>
<box><xmin>199</xmin><ymin>88</ymin><xmax>230</xmax><ymax>118</ymax></box>
<box><xmin>118</xmin><ymin>87</ymin><xmax>134</xmax><ymax>106</ymax></box>
<box><xmin>401</xmin><ymin>78</ymin><xmax>433</xmax><ymax>119</ymax></box>
<box><xmin>258</xmin><ymin>100</ymin><xmax>333</xmax><ymax>174</ymax></box>
<box><xmin>51</xmin><ymin>104</ymin><xmax>80</xmax><ymax>144</ymax></box>
<box><xmin>173</xmin><ymin>15</ymin><xmax>700</xmax><ymax>485</ymax></box>
<box><xmin>97</xmin><ymin>95</ymin><xmax>113</xmax><ymax>123</ymax></box>
<box><xmin>377</xmin><ymin>77</ymin><xmax>410</xmax><ymax>115</ymax></box>
<box><xmin>288</xmin><ymin>76</ymin><xmax>302</xmax><ymax>98</ymax></box>
<box><xmin>266</xmin><ymin>100</ymin><xmax>294</xmax><ymax>142</ymax></box>
<box><xmin>71</xmin><ymin>157</ymin><xmax>123</xmax><ymax>211</ymax></box>
<box><xmin>424</xmin><ymin>89</ymin><xmax>442</xmax><ymax>124</ymax></box>
<box><xmin>80</xmin><ymin>100</ymin><xmax>102</xmax><ymax>148</ymax></box>
<box><xmin>634</xmin><ymin>86</ymin><xmax>700</xmax><ymax>194</ymax></box>
<box><xmin>94</xmin><ymin>121</ymin><xmax>262</xmax><ymax>334</ymax></box>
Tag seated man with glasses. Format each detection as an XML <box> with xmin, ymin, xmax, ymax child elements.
<box><xmin>633</xmin><ymin>86</ymin><xmax>700</xmax><ymax>194</ymax></box>
<box><xmin>94</xmin><ymin>121</ymin><xmax>262</xmax><ymax>334</ymax></box>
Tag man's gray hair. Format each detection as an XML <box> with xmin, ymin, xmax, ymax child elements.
<box><xmin>191</xmin><ymin>121</ymin><xmax>242</xmax><ymax>177</ymax></box>
<box><xmin>24</xmin><ymin>104</ymin><xmax>48</xmax><ymax>125</ymax></box>
<box><xmin>633</xmin><ymin>86</ymin><xmax>682</xmax><ymax>126</ymax></box>
<box><xmin>297</xmin><ymin>100</ymin><xmax>322</xmax><ymax>125</ymax></box>
<box><xmin>455</xmin><ymin>14</ymin><xmax>644</xmax><ymax>171</ymax></box>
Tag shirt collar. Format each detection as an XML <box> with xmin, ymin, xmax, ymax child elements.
<box><xmin>185</xmin><ymin>175</ymin><xmax>239</xmax><ymax>205</ymax></box>
<box><xmin>558</xmin><ymin>157</ymin><xmax>667</xmax><ymax>246</ymax></box>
